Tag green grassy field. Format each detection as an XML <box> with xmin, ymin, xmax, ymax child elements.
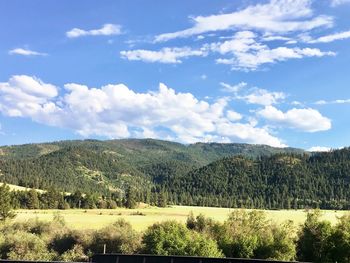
<box><xmin>13</xmin><ymin>206</ymin><xmax>349</xmax><ymax>231</ymax></box>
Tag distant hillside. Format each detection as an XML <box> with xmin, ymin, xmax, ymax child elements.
<box><xmin>170</xmin><ymin>148</ymin><xmax>350</xmax><ymax>209</ymax></box>
<box><xmin>0</xmin><ymin>138</ymin><xmax>303</xmax><ymax>195</ymax></box>
<box><xmin>2</xmin><ymin>138</ymin><xmax>350</xmax><ymax>210</ymax></box>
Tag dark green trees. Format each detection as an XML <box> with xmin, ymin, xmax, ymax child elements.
<box><xmin>27</xmin><ymin>189</ymin><xmax>40</xmax><ymax>209</ymax></box>
<box><xmin>125</xmin><ymin>186</ymin><xmax>137</xmax><ymax>209</ymax></box>
<box><xmin>0</xmin><ymin>184</ymin><xmax>15</xmax><ymax>221</ymax></box>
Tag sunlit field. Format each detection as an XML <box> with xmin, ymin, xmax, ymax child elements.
<box><xmin>13</xmin><ymin>205</ymin><xmax>349</xmax><ymax>231</ymax></box>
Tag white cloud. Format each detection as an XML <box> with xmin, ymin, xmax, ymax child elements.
<box><xmin>0</xmin><ymin>75</ymin><xmax>288</xmax><ymax>147</ymax></box>
<box><xmin>257</xmin><ymin>105</ymin><xmax>331</xmax><ymax>132</ymax></box>
<box><xmin>216</xmin><ymin>121</ymin><xmax>287</xmax><ymax>147</ymax></box>
<box><xmin>122</xmin><ymin>29</ymin><xmax>335</xmax><ymax>70</ymax></box>
<box><xmin>308</xmin><ymin>30</ymin><xmax>350</xmax><ymax>43</ymax></box>
<box><xmin>221</xmin><ymin>82</ymin><xmax>286</xmax><ymax>106</ymax></box>
<box><xmin>315</xmin><ymin>99</ymin><xmax>350</xmax><ymax>105</ymax></box>
<box><xmin>209</xmin><ymin>31</ymin><xmax>335</xmax><ymax>71</ymax></box>
<box><xmin>216</xmin><ymin>45</ymin><xmax>335</xmax><ymax>71</ymax></box>
<box><xmin>200</xmin><ymin>74</ymin><xmax>207</xmax><ymax>80</ymax></box>
<box><xmin>0</xmin><ymin>75</ymin><xmax>58</xmax><ymax>121</ymax></box>
<box><xmin>66</xmin><ymin>24</ymin><xmax>122</xmax><ymax>38</ymax></box>
<box><xmin>308</xmin><ymin>146</ymin><xmax>331</xmax><ymax>152</ymax></box>
<box><xmin>155</xmin><ymin>0</ymin><xmax>333</xmax><ymax>42</ymax></box>
<box><xmin>220</xmin><ymin>82</ymin><xmax>247</xmax><ymax>93</ymax></box>
<box><xmin>330</xmin><ymin>0</ymin><xmax>350</xmax><ymax>6</ymax></box>
<box><xmin>226</xmin><ymin>110</ymin><xmax>242</xmax><ymax>121</ymax></box>
<box><xmin>9</xmin><ymin>48</ymin><xmax>47</xmax><ymax>56</ymax></box>
<box><xmin>120</xmin><ymin>47</ymin><xmax>207</xmax><ymax>63</ymax></box>
<box><xmin>262</xmin><ymin>35</ymin><xmax>293</xmax><ymax>42</ymax></box>
<box><xmin>239</xmin><ymin>88</ymin><xmax>286</xmax><ymax>106</ymax></box>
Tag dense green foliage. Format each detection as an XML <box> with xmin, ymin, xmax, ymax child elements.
<box><xmin>170</xmin><ymin>149</ymin><xmax>350</xmax><ymax>209</ymax></box>
<box><xmin>1</xmin><ymin>210</ymin><xmax>350</xmax><ymax>262</ymax></box>
<box><xmin>0</xmin><ymin>184</ymin><xmax>15</xmax><ymax>221</ymax></box>
<box><xmin>0</xmin><ymin>139</ymin><xmax>302</xmax><ymax>195</ymax></box>
<box><xmin>3</xmin><ymin>139</ymin><xmax>350</xmax><ymax>210</ymax></box>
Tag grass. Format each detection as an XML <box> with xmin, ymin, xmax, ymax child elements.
<box><xmin>0</xmin><ymin>182</ymin><xmax>45</xmax><ymax>193</ymax></box>
<box><xmin>13</xmin><ymin>205</ymin><xmax>350</xmax><ymax>231</ymax></box>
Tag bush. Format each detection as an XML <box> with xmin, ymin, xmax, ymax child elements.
<box><xmin>218</xmin><ymin>210</ymin><xmax>296</xmax><ymax>260</ymax></box>
<box><xmin>90</xmin><ymin>219</ymin><xmax>141</xmax><ymax>254</ymax></box>
<box><xmin>296</xmin><ymin>211</ymin><xmax>333</xmax><ymax>262</ymax></box>
<box><xmin>60</xmin><ymin>244</ymin><xmax>88</xmax><ymax>262</ymax></box>
<box><xmin>1</xmin><ymin>230</ymin><xmax>54</xmax><ymax>260</ymax></box>
<box><xmin>142</xmin><ymin>220</ymin><xmax>222</xmax><ymax>257</ymax></box>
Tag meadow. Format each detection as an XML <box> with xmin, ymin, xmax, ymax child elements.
<box><xmin>13</xmin><ymin>205</ymin><xmax>349</xmax><ymax>231</ymax></box>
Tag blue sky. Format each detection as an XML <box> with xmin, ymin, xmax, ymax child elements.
<box><xmin>1</xmin><ymin>0</ymin><xmax>350</xmax><ymax>150</ymax></box>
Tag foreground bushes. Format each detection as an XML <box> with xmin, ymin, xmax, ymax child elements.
<box><xmin>0</xmin><ymin>210</ymin><xmax>350</xmax><ymax>262</ymax></box>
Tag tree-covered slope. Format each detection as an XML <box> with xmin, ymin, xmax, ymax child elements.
<box><xmin>0</xmin><ymin>139</ymin><xmax>304</xmax><ymax>195</ymax></box>
<box><xmin>2</xmin><ymin>138</ymin><xmax>350</xmax><ymax>210</ymax></box>
<box><xmin>171</xmin><ymin>149</ymin><xmax>350</xmax><ymax>209</ymax></box>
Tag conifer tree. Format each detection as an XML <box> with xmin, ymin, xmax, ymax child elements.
<box><xmin>0</xmin><ymin>184</ymin><xmax>15</xmax><ymax>221</ymax></box>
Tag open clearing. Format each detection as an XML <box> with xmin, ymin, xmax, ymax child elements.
<box><xmin>14</xmin><ymin>206</ymin><xmax>349</xmax><ymax>231</ymax></box>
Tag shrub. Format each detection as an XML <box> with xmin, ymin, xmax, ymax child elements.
<box><xmin>60</xmin><ymin>244</ymin><xmax>88</xmax><ymax>262</ymax></box>
<box><xmin>90</xmin><ymin>219</ymin><xmax>141</xmax><ymax>254</ymax></box>
<box><xmin>1</xmin><ymin>230</ymin><xmax>54</xmax><ymax>260</ymax></box>
<box><xmin>142</xmin><ymin>220</ymin><xmax>223</xmax><ymax>257</ymax></box>
<box><xmin>296</xmin><ymin>210</ymin><xmax>333</xmax><ymax>262</ymax></box>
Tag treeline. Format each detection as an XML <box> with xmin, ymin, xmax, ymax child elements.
<box><xmin>1</xmin><ymin>210</ymin><xmax>350</xmax><ymax>262</ymax></box>
<box><xmin>3</xmin><ymin>185</ymin><xmax>168</xmax><ymax>211</ymax></box>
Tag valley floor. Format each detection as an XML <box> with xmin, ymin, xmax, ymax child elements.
<box><xmin>13</xmin><ymin>205</ymin><xmax>349</xmax><ymax>231</ymax></box>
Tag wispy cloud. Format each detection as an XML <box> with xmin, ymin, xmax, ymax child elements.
<box><xmin>66</xmin><ymin>23</ymin><xmax>122</xmax><ymax>38</ymax></box>
<box><xmin>220</xmin><ymin>82</ymin><xmax>247</xmax><ymax>93</ymax></box>
<box><xmin>330</xmin><ymin>0</ymin><xmax>350</xmax><ymax>7</ymax></box>
<box><xmin>211</xmin><ymin>31</ymin><xmax>335</xmax><ymax>70</ymax></box>
<box><xmin>308</xmin><ymin>30</ymin><xmax>350</xmax><ymax>43</ymax></box>
<box><xmin>315</xmin><ymin>99</ymin><xmax>350</xmax><ymax>105</ymax></box>
<box><xmin>9</xmin><ymin>48</ymin><xmax>47</xmax><ymax>56</ymax></box>
<box><xmin>155</xmin><ymin>0</ymin><xmax>333</xmax><ymax>42</ymax></box>
<box><xmin>122</xmin><ymin>30</ymin><xmax>335</xmax><ymax>70</ymax></box>
<box><xmin>221</xmin><ymin>82</ymin><xmax>286</xmax><ymax>106</ymax></box>
<box><xmin>120</xmin><ymin>47</ymin><xmax>208</xmax><ymax>64</ymax></box>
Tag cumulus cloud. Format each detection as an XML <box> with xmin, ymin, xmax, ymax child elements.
<box><xmin>0</xmin><ymin>75</ymin><xmax>288</xmax><ymax>147</ymax></box>
<box><xmin>9</xmin><ymin>48</ymin><xmax>47</xmax><ymax>56</ymax></box>
<box><xmin>155</xmin><ymin>0</ymin><xmax>333</xmax><ymax>42</ymax></box>
<box><xmin>308</xmin><ymin>146</ymin><xmax>331</xmax><ymax>152</ymax></box>
<box><xmin>0</xmin><ymin>75</ymin><xmax>58</xmax><ymax>122</ymax></box>
<box><xmin>120</xmin><ymin>47</ymin><xmax>207</xmax><ymax>63</ymax></box>
<box><xmin>66</xmin><ymin>24</ymin><xmax>122</xmax><ymax>38</ymax></box>
<box><xmin>308</xmin><ymin>30</ymin><xmax>350</xmax><ymax>43</ymax></box>
<box><xmin>226</xmin><ymin>110</ymin><xmax>242</xmax><ymax>121</ymax></box>
<box><xmin>257</xmin><ymin>105</ymin><xmax>331</xmax><ymax>132</ymax></box>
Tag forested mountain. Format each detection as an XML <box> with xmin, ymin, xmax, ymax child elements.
<box><xmin>3</xmin><ymin>139</ymin><xmax>350</xmax><ymax>210</ymax></box>
<box><xmin>0</xmin><ymin>139</ymin><xmax>302</xmax><ymax>194</ymax></box>
<box><xmin>169</xmin><ymin>149</ymin><xmax>350</xmax><ymax>209</ymax></box>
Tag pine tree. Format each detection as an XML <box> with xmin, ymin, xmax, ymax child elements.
<box><xmin>0</xmin><ymin>184</ymin><xmax>15</xmax><ymax>221</ymax></box>
<box><xmin>27</xmin><ymin>189</ymin><xmax>40</xmax><ymax>209</ymax></box>
<box><xmin>125</xmin><ymin>186</ymin><xmax>137</xmax><ymax>209</ymax></box>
